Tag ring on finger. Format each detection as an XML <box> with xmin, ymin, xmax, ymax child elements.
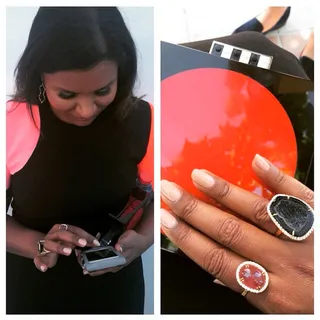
<box><xmin>236</xmin><ymin>261</ymin><xmax>269</xmax><ymax>294</ymax></box>
<box><xmin>267</xmin><ymin>194</ymin><xmax>314</xmax><ymax>241</ymax></box>
<box><xmin>37</xmin><ymin>240</ymin><xmax>51</xmax><ymax>256</ymax></box>
<box><xmin>59</xmin><ymin>224</ymin><xmax>68</xmax><ymax>231</ymax></box>
<box><xmin>241</xmin><ymin>289</ymin><xmax>249</xmax><ymax>297</ymax></box>
<box><xmin>274</xmin><ymin>228</ymin><xmax>282</xmax><ymax>238</ymax></box>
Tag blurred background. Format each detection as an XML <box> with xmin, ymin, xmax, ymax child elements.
<box><xmin>159</xmin><ymin>5</ymin><xmax>314</xmax><ymax>57</ymax></box>
<box><xmin>6</xmin><ymin>6</ymin><xmax>154</xmax><ymax>314</ymax></box>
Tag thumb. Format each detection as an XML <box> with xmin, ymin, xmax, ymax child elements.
<box><xmin>115</xmin><ymin>229</ymin><xmax>137</xmax><ymax>252</ymax></box>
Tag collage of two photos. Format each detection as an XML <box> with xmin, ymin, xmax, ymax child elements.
<box><xmin>5</xmin><ymin>5</ymin><xmax>314</xmax><ymax>315</ymax></box>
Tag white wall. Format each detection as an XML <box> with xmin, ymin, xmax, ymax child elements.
<box><xmin>6</xmin><ymin>6</ymin><xmax>154</xmax><ymax>314</ymax></box>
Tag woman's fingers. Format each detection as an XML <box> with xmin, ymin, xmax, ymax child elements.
<box><xmin>51</xmin><ymin>224</ymin><xmax>101</xmax><ymax>247</ymax></box>
<box><xmin>191</xmin><ymin>169</ymin><xmax>277</xmax><ymax>235</ymax></box>
<box><xmin>41</xmin><ymin>239</ymin><xmax>74</xmax><ymax>256</ymax></box>
<box><xmin>253</xmin><ymin>154</ymin><xmax>314</xmax><ymax>208</ymax></box>
<box><xmin>33</xmin><ymin>256</ymin><xmax>48</xmax><ymax>272</ymax></box>
<box><xmin>161</xmin><ymin>180</ymin><xmax>287</xmax><ymax>270</ymax></box>
<box><xmin>160</xmin><ymin>208</ymin><xmax>270</xmax><ymax>300</ymax></box>
<box><xmin>46</xmin><ymin>230</ymin><xmax>95</xmax><ymax>249</ymax></box>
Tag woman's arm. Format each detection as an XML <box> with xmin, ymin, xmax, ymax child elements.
<box><xmin>6</xmin><ymin>215</ymin><xmax>45</xmax><ymax>259</ymax></box>
<box><xmin>134</xmin><ymin>200</ymin><xmax>154</xmax><ymax>248</ymax></box>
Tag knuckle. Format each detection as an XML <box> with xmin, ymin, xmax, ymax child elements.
<box><xmin>218</xmin><ymin>181</ymin><xmax>232</xmax><ymax>200</ymax></box>
<box><xmin>180</xmin><ymin>196</ymin><xmax>199</xmax><ymax>220</ymax></box>
<box><xmin>295</xmin><ymin>262</ymin><xmax>314</xmax><ymax>279</ymax></box>
<box><xmin>202</xmin><ymin>246</ymin><xmax>228</xmax><ymax>279</ymax></box>
<box><xmin>251</xmin><ymin>198</ymin><xmax>269</xmax><ymax>223</ymax></box>
<box><xmin>175</xmin><ymin>224</ymin><xmax>193</xmax><ymax>247</ymax></box>
<box><xmin>217</xmin><ymin>218</ymin><xmax>242</xmax><ymax>248</ymax></box>
<box><xmin>297</xmin><ymin>186</ymin><xmax>314</xmax><ymax>207</ymax></box>
<box><xmin>274</xmin><ymin>170</ymin><xmax>287</xmax><ymax>186</ymax></box>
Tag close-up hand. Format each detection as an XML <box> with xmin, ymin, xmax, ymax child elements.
<box><xmin>33</xmin><ymin>224</ymin><xmax>100</xmax><ymax>272</ymax></box>
<box><xmin>160</xmin><ymin>154</ymin><xmax>314</xmax><ymax>314</ymax></box>
<box><xmin>79</xmin><ymin>229</ymin><xmax>150</xmax><ymax>276</ymax></box>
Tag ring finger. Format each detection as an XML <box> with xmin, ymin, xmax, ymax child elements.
<box><xmin>191</xmin><ymin>169</ymin><xmax>278</xmax><ymax>234</ymax></box>
<box><xmin>160</xmin><ymin>208</ymin><xmax>271</xmax><ymax>305</ymax></box>
<box><xmin>161</xmin><ymin>180</ymin><xmax>287</xmax><ymax>269</ymax></box>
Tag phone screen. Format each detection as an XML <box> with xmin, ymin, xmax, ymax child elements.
<box><xmin>86</xmin><ymin>249</ymin><xmax>117</xmax><ymax>262</ymax></box>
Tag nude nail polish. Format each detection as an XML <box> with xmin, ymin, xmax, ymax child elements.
<box><xmin>160</xmin><ymin>208</ymin><xmax>178</xmax><ymax>229</ymax></box>
<box><xmin>192</xmin><ymin>169</ymin><xmax>215</xmax><ymax>188</ymax></box>
<box><xmin>63</xmin><ymin>247</ymin><xmax>72</xmax><ymax>255</ymax></box>
<box><xmin>78</xmin><ymin>238</ymin><xmax>87</xmax><ymax>246</ymax></box>
<box><xmin>254</xmin><ymin>154</ymin><xmax>270</xmax><ymax>171</ymax></box>
<box><xmin>161</xmin><ymin>180</ymin><xmax>181</xmax><ymax>202</ymax></box>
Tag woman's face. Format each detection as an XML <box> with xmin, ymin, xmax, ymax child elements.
<box><xmin>44</xmin><ymin>60</ymin><xmax>118</xmax><ymax>126</ymax></box>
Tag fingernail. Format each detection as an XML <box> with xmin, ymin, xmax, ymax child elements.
<box><xmin>78</xmin><ymin>238</ymin><xmax>87</xmax><ymax>246</ymax></box>
<box><xmin>63</xmin><ymin>247</ymin><xmax>72</xmax><ymax>255</ymax></box>
<box><xmin>160</xmin><ymin>208</ymin><xmax>178</xmax><ymax>229</ymax></box>
<box><xmin>83</xmin><ymin>270</ymin><xmax>89</xmax><ymax>275</ymax></box>
<box><xmin>192</xmin><ymin>169</ymin><xmax>215</xmax><ymax>188</ymax></box>
<box><xmin>254</xmin><ymin>154</ymin><xmax>270</xmax><ymax>171</ymax></box>
<box><xmin>40</xmin><ymin>265</ymin><xmax>47</xmax><ymax>272</ymax></box>
<box><xmin>93</xmin><ymin>239</ymin><xmax>100</xmax><ymax>247</ymax></box>
<box><xmin>161</xmin><ymin>180</ymin><xmax>181</xmax><ymax>202</ymax></box>
<box><xmin>213</xmin><ymin>279</ymin><xmax>227</xmax><ymax>287</ymax></box>
<box><xmin>119</xmin><ymin>245</ymin><xmax>124</xmax><ymax>253</ymax></box>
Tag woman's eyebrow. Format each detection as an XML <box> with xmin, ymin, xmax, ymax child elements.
<box><xmin>53</xmin><ymin>78</ymin><xmax>117</xmax><ymax>93</ymax></box>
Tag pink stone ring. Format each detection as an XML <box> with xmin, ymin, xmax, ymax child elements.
<box><xmin>236</xmin><ymin>261</ymin><xmax>269</xmax><ymax>295</ymax></box>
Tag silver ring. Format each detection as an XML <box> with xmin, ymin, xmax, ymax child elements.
<box><xmin>267</xmin><ymin>194</ymin><xmax>314</xmax><ymax>241</ymax></box>
<box><xmin>59</xmin><ymin>224</ymin><xmax>68</xmax><ymax>231</ymax></box>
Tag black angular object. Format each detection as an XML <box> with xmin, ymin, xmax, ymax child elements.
<box><xmin>267</xmin><ymin>194</ymin><xmax>314</xmax><ymax>240</ymax></box>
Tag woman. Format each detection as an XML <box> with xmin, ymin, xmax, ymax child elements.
<box><xmin>161</xmin><ymin>154</ymin><xmax>314</xmax><ymax>314</ymax></box>
<box><xmin>6</xmin><ymin>7</ymin><xmax>154</xmax><ymax>314</ymax></box>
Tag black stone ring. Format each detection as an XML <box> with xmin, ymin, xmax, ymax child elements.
<box><xmin>267</xmin><ymin>194</ymin><xmax>314</xmax><ymax>241</ymax></box>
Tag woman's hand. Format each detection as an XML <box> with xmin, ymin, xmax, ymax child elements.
<box><xmin>160</xmin><ymin>154</ymin><xmax>314</xmax><ymax>314</ymax></box>
<box><xmin>80</xmin><ymin>229</ymin><xmax>150</xmax><ymax>276</ymax></box>
<box><xmin>33</xmin><ymin>224</ymin><xmax>100</xmax><ymax>272</ymax></box>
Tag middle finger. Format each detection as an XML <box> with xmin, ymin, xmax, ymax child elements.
<box><xmin>161</xmin><ymin>180</ymin><xmax>287</xmax><ymax>270</ymax></box>
<box><xmin>191</xmin><ymin>169</ymin><xmax>277</xmax><ymax>234</ymax></box>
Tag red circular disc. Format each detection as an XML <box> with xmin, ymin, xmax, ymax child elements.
<box><xmin>161</xmin><ymin>68</ymin><xmax>297</xmax><ymax>209</ymax></box>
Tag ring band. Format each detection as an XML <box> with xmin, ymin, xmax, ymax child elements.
<box><xmin>267</xmin><ymin>194</ymin><xmax>314</xmax><ymax>241</ymax></box>
<box><xmin>241</xmin><ymin>289</ymin><xmax>249</xmax><ymax>297</ymax></box>
<box><xmin>59</xmin><ymin>224</ymin><xmax>68</xmax><ymax>231</ymax></box>
<box><xmin>37</xmin><ymin>240</ymin><xmax>51</xmax><ymax>255</ymax></box>
<box><xmin>274</xmin><ymin>229</ymin><xmax>282</xmax><ymax>238</ymax></box>
<box><xmin>236</xmin><ymin>261</ymin><xmax>269</xmax><ymax>294</ymax></box>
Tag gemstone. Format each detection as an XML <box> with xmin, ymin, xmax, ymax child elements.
<box><xmin>236</xmin><ymin>261</ymin><xmax>269</xmax><ymax>293</ymax></box>
<box><xmin>268</xmin><ymin>195</ymin><xmax>314</xmax><ymax>240</ymax></box>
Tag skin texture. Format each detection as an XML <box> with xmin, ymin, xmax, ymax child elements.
<box><xmin>160</xmin><ymin>154</ymin><xmax>314</xmax><ymax>314</ymax></box>
<box><xmin>44</xmin><ymin>60</ymin><xmax>118</xmax><ymax>127</ymax></box>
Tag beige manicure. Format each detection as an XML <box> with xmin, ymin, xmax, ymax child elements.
<box><xmin>213</xmin><ymin>279</ymin><xmax>227</xmax><ymax>287</ymax></box>
<box><xmin>63</xmin><ymin>247</ymin><xmax>72</xmax><ymax>255</ymax></box>
<box><xmin>160</xmin><ymin>208</ymin><xmax>178</xmax><ymax>229</ymax></box>
<box><xmin>161</xmin><ymin>180</ymin><xmax>181</xmax><ymax>202</ymax></box>
<box><xmin>254</xmin><ymin>154</ymin><xmax>270</xmax><ymax>171</ymax></box>
<box><xmin>192</xmin><ymin>169</ymin><xmax>215</xmax><ymax>188</ymax></box>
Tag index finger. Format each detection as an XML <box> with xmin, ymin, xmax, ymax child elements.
<box><xmin>52</xmin><ymin>224</ymin><xmax>100</xmax><ymax>247</ymax></box>
<box><xmin>252</xmin><ymin>154</ymin><xmax>314</xmax><ymax>208</ymax></box>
